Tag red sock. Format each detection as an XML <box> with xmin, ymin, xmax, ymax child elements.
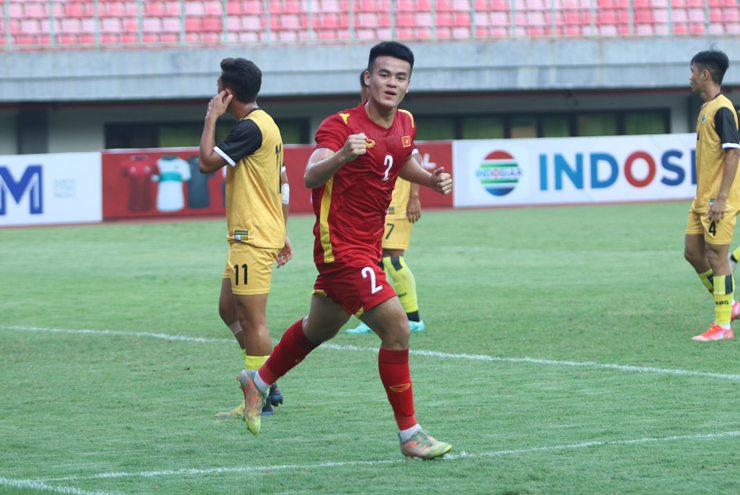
<box><xmin>378</xmin><ymin>348</ymin><xmax>417</xmax><ymax>430</ymax></box>
<box><xmin>259</xmin><ymin>318</ymin><xmax>319</xmax><ymax>385</ymax></box>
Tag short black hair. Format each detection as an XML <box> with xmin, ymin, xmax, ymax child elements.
<box><xmin>692</xmin><ymin>48</ymin><xmax>730</xmax><ymax>86</ymax></box>
<box><xmin>219</xmin><ymin>58</ymin><xmax>261</xmax><ymax>103</ymax></box>
<box><xmin>368</xmin><ymin>41</ymin><xmax>414</xmax><ymax>75</ymax></box>
<box><xmin>360</xmin><ymin>70</ymin><xmax>368</xmax><ymax>88</ymax></box>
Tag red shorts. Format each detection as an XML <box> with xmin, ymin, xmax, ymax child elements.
<box><xmin>314</xmin><ymin>260</ymin><xmax>397</xmax><ymax>317</ymax></box>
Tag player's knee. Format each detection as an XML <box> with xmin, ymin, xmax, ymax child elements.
<box><xmin>218</xmin><ymin>299</ymin><xmax>236</xmax><ymax>324</ymax></box>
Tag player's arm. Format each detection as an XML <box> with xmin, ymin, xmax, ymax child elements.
<box><xmin>708</xmin><ymin>149</ymin><xmax>740</xmax><ymax>221</ymax></box>
<box><xmin>406</xmin><ymin>151</ymin><xmax>422</xmax><ymax>223</ymax></box>
<box><xmin>708</xmin><ymin>107</ymin><xmax>740</xmax><ymax>222</ymax></box>
<box><xmin>399</xmin><ymin>153</ymin><xmax>452</xmax><ymax>196</ymax></box>
<box><xmin>199</xmin><ymin>91</ymin><xmax>232</xmax><ymax>173</ymax></box>
<box><xmin>304</xmin><ymin>133</ymin><xmax>368</xmax><ymax>189</ymax></box>
<box><xmin>277</xmin><ymin>168</ymin><xmax>293</xmax><ymax>268</ymax></box>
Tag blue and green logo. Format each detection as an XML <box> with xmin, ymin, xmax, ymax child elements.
<box><xmin>476</xmin><ymin>150</ymin><xmax>523</xmax><ymax>196</ymax></box>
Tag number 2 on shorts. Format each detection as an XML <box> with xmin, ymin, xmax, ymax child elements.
<box><xmin>362</xmin><ymin>267</ymin><xmax>383</xmax><ymax>294</ymax></box>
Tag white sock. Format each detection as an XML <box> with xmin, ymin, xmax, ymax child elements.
<box><xmin>718</xmin><ymin>323</ymin><xmax>731</xmax><ymax>330</ymax></box>
<box><xmin>253</xmin><ymin>370</ymin><xmax>270</xmax><ymax>395</ymax></box>
<box><xmin>398</xmin><ymin>424</ymin><xmax>422</xmax><ymax>443</ymax></box>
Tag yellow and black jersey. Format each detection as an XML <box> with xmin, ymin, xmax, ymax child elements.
<box><xmin>692</xmin><ymin>93</ymin><xmax>740</xmax><ymax>213</ymax></box>
<box><xmin>214</xmin><ymin>108</ymin><xmax>286</xmax><ymax>248</ymax></box>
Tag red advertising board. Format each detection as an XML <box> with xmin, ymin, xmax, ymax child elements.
<box><xmin>103</xmin><ymin>148</ymin><xmax>225</xmax><ymax>220</ymax></box>
<box><xmin>102</xmin><ymin>141</ymin><xmax>452</xmax><ymax>220</ymax></box>
<box><xmin>414</xmin><ymin>141</ymin><xmax>454</xmax><ymax>209</ymax></box>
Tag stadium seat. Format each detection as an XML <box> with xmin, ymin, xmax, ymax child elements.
<box><xmin>146</xmin><ymin>2</ymin><xmax>166</xmax><ymax>16</ymax></box>
<box><xmin>416</xmin><ymin>12</ymin><xmax>433</xmax><ymax>25</ymax></box>
<box><xmin>24</xmin><ymin>3</ymin><xmax>48</xmax><ymax>18</ymax></box>
<box><xmin>242</xmin><ymin>15</ymin><xmax>264</xmax><ymax>29</ymax></box>
<box><xmin>244</xmin><ymin>0</ymin><xmax>264</xmax><ymax>12</ymax></box>
<box><xmin>205</xmin><ymin>1</ymin><xmax>223</xmax><ymax>14</ymax></box>
<box><xmin>687</xmin><ymin>8</ymin><xmax>705</xmax><ymax>21</ymax></box>
<box><xmin>185</xmin><ymin>1</ymin><xmax>206</xmax><ymax>15</ymax></box>
<box><xmin>102</xmin><ymin>17</ymin><xmax>123</xmax><ymax>32</ymax></box>
<box><xmin>142</xmin><ymin>18</ymin><xmax>163</xmax><ymax>32</ymax></box>
<box><xmin>203</xmin><ymin>16</ymin><xmax>223</xmax><ymax>30</ymax></box>
<box><xmin>162</xmin><ymin>17</ymin><xmax>181</xmax><ymax>32</ymax></box>
<box><xmin>724</xmin><ymin>7</ymin><xmax>740</xmax><ymax>20</ymax></box>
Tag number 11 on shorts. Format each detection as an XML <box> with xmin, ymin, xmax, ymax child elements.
<box><xmin>362</xmin><ymin>267</ymin><xmax>383</xmax><ymax>294</ymax></box>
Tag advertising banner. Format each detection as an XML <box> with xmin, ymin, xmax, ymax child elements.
<box><xmin>453</xmin><ymin>134</ymin><xmax>697</xmax><ymax>208</ymax></box>
<box><xmin>103</xmin><ymin>148</ymin><xmax>225</xmax><ymax>220</ymax></box>
<box><xmin>0</xmin><ymin>152</ymin><xmax>101</xmax><ymax>227</ymax></box>
<box><xmin>415</xmin><ymin>141</ymin><xmax>454</xmax><ymax>208</ymax></box>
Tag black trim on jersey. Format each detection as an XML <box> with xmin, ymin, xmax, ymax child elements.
<box><xmin>714</xmin><ymin>106</ymin><xmax>740</xmax><ymax>147</ymax></box>
<box><xmin>217</xmin><ymin>110</ymin><xmax>264</xmax><ymax>164</ymax></box>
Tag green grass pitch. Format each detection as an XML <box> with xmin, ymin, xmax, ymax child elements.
<box><xmin>1</xmin><ymin>201</ymin><xmax>740</xmax><ymax>494</ymax></box>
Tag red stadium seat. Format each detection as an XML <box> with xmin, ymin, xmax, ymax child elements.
<box><xmin>454</xmin><ymin>12</ymin><xmax>471</xmax><ymax>25</ymax></box>
<box><xmin>634</xmin><ymin>9</ymin><xmax>653</xmax><ymax>22</ymax></box>
<box><xmin>227</xmin><ymin>1</ymin><xmax>245</xmax><ymax>14</ymax></box>
<box><xmin>186</xmin><ymin>16</ymin><xmax>204</xmax><ymax>30</ymax></box>
<box><xmin>205</xmin><ymin>1</ymin><xmax>224</xmax><ymax>14</ymax></box>
<box><xmin>203</xmin><ymin>16</ymin><xmax>223</xmax><ymax>30</ymax></box>
<box><xmin>146</xmin><ymin>2</ymin><xmax>165</xmax><ymax>16</ymax></box>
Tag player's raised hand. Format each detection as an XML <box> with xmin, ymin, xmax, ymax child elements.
<box><xmin>429</xmin><ymin>167</ymin><xmax>452</xmax><ymax>195</ymax></box>
<box><xmin>206</xmin><ymin>91</ymin><xmax>232</xmax><ymax>120</ymax></box>
<box><xmin>340</xmin><ymin>133</ymin><xmax>369</xmax><ymax>162</ymax></box>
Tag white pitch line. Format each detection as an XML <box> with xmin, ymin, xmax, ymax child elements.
<box><xmin>0</xmin><ymin>477</ymin><xmax>120</xmax><ymax>495</ymax></box>
<box><xmin>37</xmin><ymin>430</ymin><xmax>740</xmax><ymax>483</ymax></box>
<box><xmin>4</xmin><ymin>325</ymin><xmax>740</xmax><ymax>381</ymax></box>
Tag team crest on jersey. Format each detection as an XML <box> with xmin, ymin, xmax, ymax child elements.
<box><xmin>365</xmin><ymin>138</ymin><xmax>376</xmax><ymax>149</ymax></box>
<box><xmin>701</xmin><ymin>113</ymin><xmax>706</xmax><ymax>126</ymax></box>
<box><xmin>402</xmin><ymin>136</ymin><xmax>411</xmax><ymax>147</ymax></box>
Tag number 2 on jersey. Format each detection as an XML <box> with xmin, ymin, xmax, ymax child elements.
<box><xmin>382</xmin><ymin>155</ymin><xmax>393</xmax><ymax>181</ymax></box>
<box><xmin>361</xmin><ymin>267</ymin><xmax>383</xmax><ymax>294</ymax></box>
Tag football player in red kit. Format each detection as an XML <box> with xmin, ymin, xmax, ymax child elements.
<box><xmin>237</xmin><ymin>41</ymin><xmax>453</xmax><ymax>459</ymax></box>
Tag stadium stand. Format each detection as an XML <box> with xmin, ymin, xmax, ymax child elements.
<box><xmin>0</xmin><ymin>0</ymin><xmax>737</xmax><ymax>48</ymax></box>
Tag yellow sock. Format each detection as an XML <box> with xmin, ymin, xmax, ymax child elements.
<box><xmin>382</xmin><ymin>256</ymin><xmax>419</xmax><ymax>316</ymax></box>
<box><xmin>732</xmin><ymin>246</ymin><xmax>740</xmax><ymax>262</ymax></box>
<box><xmin>713</xmin><ymin>275</ymin><xmax>734</xmax><ymax>325</ymax></box>
<box><xmin>698</xmin><ymin>268</ymin><xmax>714</xmax><ymax>294</ymax></box>
<box><xmin>244</xmin><ymin>352</ymin><xmax>270</xmax><ymax>371</ymax></box>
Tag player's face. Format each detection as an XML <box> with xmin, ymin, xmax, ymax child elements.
<box><xmin>689</xmin><ymin>64</ymin><xmax>705</xmax><ymax>93</ymax></box>
<box><xmin>366</xmin><ymin>57</ymin><xmax>411</xmax><ymax>109</ymax></box>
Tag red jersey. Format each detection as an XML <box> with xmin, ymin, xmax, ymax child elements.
<box><xmin>312</xmin><ymin>104</ymin><xmax>416</xmax><ymax>265</ymax></box>
<box><xmin>120</xmin><ymin>156</ymin><xmax>158</xmax><ymax>212</ymax></box>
